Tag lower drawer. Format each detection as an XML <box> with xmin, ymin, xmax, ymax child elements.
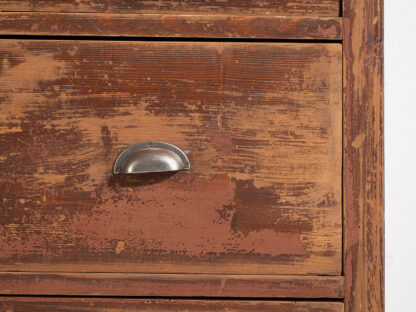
<box><xmin>0</xmin><ymin>298</ymin><xmax>344</xmax><ymax>312</ymax></box>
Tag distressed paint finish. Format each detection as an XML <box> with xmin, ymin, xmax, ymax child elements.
<box><xmin>343</xmin><ymin>0</ymin><xmax>384</xmax><ymax>310</ymax></box>
<box><xmin>0</xmin><ymin>13</ymin><xmax>342</xmax><ymax>40</ymax></box>
<box><xmin>0</xmin><ymin>0</ymin><xmax>340</xmax><ymax>17</ymax></box>
<box><xmin>0</xmin><ymin>298</ymin><xmax>344</xmax><ymax>312</ymax></box>
<box><xmin>0</xmin><ymin>272</ymin><xmax>344</xmax><ymax>298</ymax></box>
<box><xmin>0</xmin><ymin>40</ymin><xmax>342</xmax><ymax>275</ymax></box>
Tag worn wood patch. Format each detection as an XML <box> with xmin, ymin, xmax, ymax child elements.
<box><xmin>0</xmin><ymin>0</ymin><xmax>340</xmax><ymax>17</ymax></box>
<box><xmin>0</xmin><ymin>13</ymin><xmax>342</xmax><ymax>40</ymax></box>
<box><xmin>343</xmin><ymin>0</ymin><xmax>384</xmax><ymax>310</ymax></box>
<box><xmin>0</xmin><ymin>297</ymin><xmax>344</xmax><ymax>312</ymax></box>
<box><xmin>0</xmin><ymin>40</ymin><xmax>342</xmax><ymax>275</ymax></box>
<box><xmin>0</xmin><ymin>272</ymin><xmax>344</xmax><ymax>298</ymax></box>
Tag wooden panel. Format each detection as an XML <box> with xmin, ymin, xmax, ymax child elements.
<box><xmin>343</xmin><ymin>0</ymin><xmax>384</xmax><ymax>310</ymax></box>
<box><xmin>0</xmin><ymin>0</ymin><xmax>340</xmax><ymax>17</ymax></box>
<box><xmin>0</xmin><ymin>40</ymin><xmax>342</xmax><ymax>275</ymax></box>
<box><xmin>0</xmin><ymin>298</ymin><xmax>344</xmax><ymax>312</ymax></box>
<box><xmin>0</xmin><ymin>13</ymin><xmax>342</xmax><ymax>40</ymax></box>
<box><xmin>0</xmin><ymin>273</ymin><xmax>344</xmax><ymax>298</ymax></box>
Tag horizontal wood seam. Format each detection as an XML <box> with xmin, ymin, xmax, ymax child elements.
<box><xmin>0</xmin><ymin>272</ymin><xmax>344</xmax><ymax>298</ymax></box>
<box><xmin>0</xmin><ymin>12</ymin><xmax>342</xmax><ymax>40</ymax></box>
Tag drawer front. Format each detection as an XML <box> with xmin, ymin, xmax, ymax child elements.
<box><xmin>0</xmin><ymin>298</ymin><xmax>344</xmax><ymax>312</ymax></box>
<box><xmin>0</xmin><ymin>0</ymin><xmax>340</xmax><ymax>17</ymax></box>
<box><xmin>0</xmin><ymin>40</ymin><xmax>342</xmax><ymax>275</ymax></box>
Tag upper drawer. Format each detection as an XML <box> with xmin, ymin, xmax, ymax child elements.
<box><xmin>0</xmin><ymin>0</ymin><xmax>340</xmax><ymax>17</ymax></box>
<box><xmin>0</xmin><ymin>40</ymin><xmax>342</xmax><ymax>276</ymax></box>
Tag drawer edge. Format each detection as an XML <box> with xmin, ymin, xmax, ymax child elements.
<box><xmin>0</xmin><ymin>13</ymin><xmax>342</xmax><ymax>40</ymax></box>
<box><xmin>0</xmin><ymin>272</ymin><xmax>344</xmax><ymax>298</ymax></box>
<box><xmin>0</xmin><ymin>297</ymin><xmax>345</xmax><ymax>312</ymax></box>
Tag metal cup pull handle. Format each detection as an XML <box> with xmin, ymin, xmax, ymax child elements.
<box><xmin>113</xmin><ymin>141</ymin><xmax>190</xmax><ymax>174</ymax></box>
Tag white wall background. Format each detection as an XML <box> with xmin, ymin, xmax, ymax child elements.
<box><xmin>385</xmin><ymin>1</ymin><xmax>416</xmax><ymax>311</ymax></box>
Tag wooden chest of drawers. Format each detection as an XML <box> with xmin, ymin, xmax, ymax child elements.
<box><xmin>0</xmin><ymin>1</ymin><xmax>383</xmax><ymax>311</ymax></box>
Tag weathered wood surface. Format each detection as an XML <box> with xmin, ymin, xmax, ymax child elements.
<box><xmin>343</xmin><ymin>0</ymin><xmax>384</xmax><ymax>310</ymax></box>
<box><xmin>0</xmin><ymin>13</ymin><xmax>342</xmax><ymax>40</ymax></box>
<box><xmin>0</xmin><ymin>272</ymin><xmax>344</xmax><ymax>298</ymax></box>
<box><xmin>0</xmin><ymin>0</ymin><xmax>340</xmax><ymax>17</ymax></box>
<box><xmin>0</xmin><ymin>298</ymin><xmax>344</xmax><ymax>312</ymax></box>
<box><xmin>0</xmin><ymin>40</ymin><xmax>342</xmax><ymax>275</ymax></box>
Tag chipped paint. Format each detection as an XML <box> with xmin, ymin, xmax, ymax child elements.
<box><xmin>351</xmin><ymin>133</ymin><xmax>366</xmax><ymax>149</ymax></box>
<box><xmin>0</xmin><ymin>40</ymin><xmax>342</xmax><ymax>275</ymax></box>
<box><xmin>115</xmin><ymin>241</ymin><xmax>125</xmax><ymax>254</ymax></box>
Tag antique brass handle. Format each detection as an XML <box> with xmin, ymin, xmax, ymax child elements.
<box><xmin>113</xmin><ymin>142</ymin><xmax>190</xmax><ymax>174</ymax></box>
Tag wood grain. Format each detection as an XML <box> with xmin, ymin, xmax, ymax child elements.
<box><xmin>0</xmin><ymin>297</ymin><xmax>344</xmax><ymax>312</ymax></box>
<box><xmin>0</xmin><ymin>0</ymin><xmax>340</xmax><ymax>17</ymax></box>
<box><xmin>0</xmin><ymin>272</ymin><xmax>344</xmax><ymax>298</ymax></box>
<box><xmin>0</xmin><ymin>40</ymin><xmax>342</xmax><ymax>276</ymax></box>
<box><xmin>0</xmin><ymin>13</ymin><xmax>342</xmax><ymax>40</ymax></box>
<box><xmin>343</xmin><ymin>0</ymin><xmax>384</xmax><ymax>310</ymax></box>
